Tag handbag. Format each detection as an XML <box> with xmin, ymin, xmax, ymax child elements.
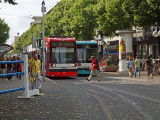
<box><xmin>127</xmin><ymin>62</ymin><xmax>129</xmax><ymax>68</ymax></box>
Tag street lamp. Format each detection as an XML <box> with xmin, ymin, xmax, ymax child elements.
<box><xmin>152</xmin><ymin>27</ymin><xmax>160</xmax><ymax>37</ymax></box>
<box><xmin>98</xmin><ymin>38</ymin><xmax>105</xmax><ymax>59</ymax></box>
<box><xmin>41</xmin><ymin>0</ymin><xmax>46</xmax><ymax>81</ymax></box>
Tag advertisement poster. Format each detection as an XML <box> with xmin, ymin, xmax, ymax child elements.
<box><xmin>119</xmin><ymin>39</ymin><xmax>126</xmax><ymax>60</ymax></box>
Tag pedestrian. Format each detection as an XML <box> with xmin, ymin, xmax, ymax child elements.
<box><xmin>142</xmin><ymin>56</ymin><xmax>147</xmax><ymax>71</ymax></box>
<box><xmin>12</xmin><ymin>56</ymin><xmax>17</xmax><ymax>73</ymax></box>
<box><xmin>134</xmin><ymin>56</ymin><xmax>141</xmax><ymax>78</ymax></box>
<box><xmin>145</xmin><ymin>56</ymin><xmax>154</xmax><ymax>79</ymax></box>
<box><xmin>0</xmin><ymin>52</ymin><xmax>2</xmax><ymax>61</ymax></box>
<box><xmin>17</xmin><ymin>56</ymin><xmax>22</xmax><ymax>79</ymax></box>
<box><xmin>31</xmin><ymin>54</ymin><xmax>42</xmax><ymax>91</ymax></box>
<box><xmin>101</xmin><ymin>58</ymin><xmax>105</xmax><ymax>72</ymax></box>
<box><xmin>154</xmin><ymin>60</ymin><xmax>160</xmax><ymax>75</ymax></box>
<box><xmin>126</xmin><ymin>57</ymin><xmax>133</xmax><ymax>77</ymax></box>
<box><xmin>7</xmin><ymin>57</ymin><xmax>13</xmax><ymax>80</ymax></box>
<box><xmin>0</xmin><ymin>57</ymin><xmax>7</xmax><ymax>82</ymax></box>
<box><xmin>86</xmin><ymin>56</ymin><xmax>101</xmax><ymax>81</ymax></box>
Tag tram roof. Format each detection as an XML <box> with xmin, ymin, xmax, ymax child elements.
<box><xmin>76</xmin><ymin>41</ymin><xmax>98</xmax><ymax>45</ymax></box>
<box><xmin>46</xmin><ymin>37</ymin><xmax>76</xmax><ymax>42</ymax></box>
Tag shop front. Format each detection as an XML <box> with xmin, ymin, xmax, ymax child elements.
<box><xmin>133</xmin><ymin>37</ymin><xmax>160</xmax><ymax>59</ymax></box>
<box><xmin>104</xmin><ymin>41</ymin><xmax>119</xmax><ymax>65</ymax></box>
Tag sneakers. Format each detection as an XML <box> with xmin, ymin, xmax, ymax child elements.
<box><xmin>98</xmin><ymin>79</ymin><xmax>101</xmax><ymax>81</ymax></box>
<box><xmin>86</xmin><ymin>79</ymin><xmax>90</xmax><ymax>81</ymax></box>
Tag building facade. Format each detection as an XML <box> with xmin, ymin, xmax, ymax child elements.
<box><xmin>133</xmin><ymin>29</ymin><xmax>160</xmax><ymax>59</ymax></box>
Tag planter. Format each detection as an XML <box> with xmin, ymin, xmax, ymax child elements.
<box><xmin>105</xmin><ymin>66</ymin><xmax>117</xmax><ymax>72</ymax></box>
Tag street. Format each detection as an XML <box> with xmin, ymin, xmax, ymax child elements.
<box><xmin>0</xmin><ymin>73</ymin><xmax>160</xmax><ymax>120</ymax></box>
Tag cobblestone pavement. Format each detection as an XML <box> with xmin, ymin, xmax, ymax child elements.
<box><xmin>0</xmin><ymin>72</ymin><xmax>160</xmax><ymax>120</ymax></box>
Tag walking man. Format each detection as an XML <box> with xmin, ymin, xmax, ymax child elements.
<box><xmin>86</xmin><ymin>56</ymin><xmax>101</xmax><ymax>81</ymax></box>
<box><xmin>32</xmin><ymin>54</ymin><xmax>42</xmax><ymax>91</ymax></box>
<box><xmin>134</xmin><ymin>56</ymin><xmax>141</xmax><ymax>78</ymax></box>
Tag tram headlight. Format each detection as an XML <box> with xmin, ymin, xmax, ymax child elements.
<box><xmin>72</xmin><ymin>64</ymin><xmax>77</xmax><ymax>67</ymax></box>
<box><xmin>52</xmin><ymin>64</ymin><xmax>56</xmax><ymax>67</ymax></box>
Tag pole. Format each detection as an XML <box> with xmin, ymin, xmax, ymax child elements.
<box><xmin>22</xmin><ymin>54</ymin><xmax>29</xmax><ymax>97</ymax></box>
<box><xmin>42</xmin><ymin>0</ymin><xmax>46</xmax><ymax>81</ymax></box>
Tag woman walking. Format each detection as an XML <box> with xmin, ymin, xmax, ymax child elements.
<box><xmin>126</xmin><ymin>57</ymin><xmax>133</xmax><ymax>77</ymax></box>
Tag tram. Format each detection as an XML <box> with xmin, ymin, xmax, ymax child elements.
<box><xmin>45</xmin><ymin>37</ymin><xmax>78</xmax><ymax>77</ymax></box>
<box><xmin>26</xmin><ymin>37</ymin><xmax>78</xmax><ymax>77</ymax></box>
<box><xmin>76</xmin><ymin>41</ymin><xmax>99</xmax><ymax>75</ymax></box>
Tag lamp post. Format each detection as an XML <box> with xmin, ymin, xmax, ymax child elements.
<box><xmin>152</xmin><ymin>27</ymin><xmax>160</xmax><ymax>37</ymax></box>
<box><xmin>41</xmin><ymin>0</ymin><xmax>46</xmax><ymax>81</ymax></box>
<box><xmin>99</xmin><ymin>38</ymin><xmax>105</xmax><ymax>59</ymax></box>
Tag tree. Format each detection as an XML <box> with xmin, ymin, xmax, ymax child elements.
<box><xmin>95</xmin><ymin>0</ymin><xmax>160</xmax><ymax>36</ymax></box>
<box><xmin>15</xmin><ymin>0</ymin><xmax>160</xmax><ymax>50</ymax></box>
<box><xmin>0</xmin><ymin>0</ymin><xmax>17</xmax><ymax>5</ymax></box>
<box><xmin>0</xmin><ymin>18</ymin><xmax>10</xmax><ymax>44</ymax></box>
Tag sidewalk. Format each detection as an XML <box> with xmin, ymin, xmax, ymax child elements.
<box><xmin>0</xmin><ymin>76</ymin><xmax>23</xmax><ymax>91</ymax></box>
<box><xmin>100</xmin><ymin>71</ymin><xmax>160</xmax><ymax>85</ymax></box>
<box><xmin>0</xmin><ymin>71</ymin><xmax>160</xmax><ymax>91</ymax></box>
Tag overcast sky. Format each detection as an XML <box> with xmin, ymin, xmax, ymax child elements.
<box><xmin>0</xmin><ymin>0</ymin><xmax>61</xmax><ymax>45</ymax></box>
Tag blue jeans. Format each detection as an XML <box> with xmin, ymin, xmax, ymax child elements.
<box><xmin>134</xmin><ymin>67</ymin><xmax>141</xmax><ymax>78</ymax></box>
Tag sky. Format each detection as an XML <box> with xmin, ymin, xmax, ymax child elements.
<box><xmin>0</xmin><ymin>0</ymin><xmax>61</xmax><ymax>45</ymax></box>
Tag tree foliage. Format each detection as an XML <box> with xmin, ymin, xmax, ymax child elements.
<box><xmin>15</xmin><ymin>0</ymin><xmax>160</xmax><ymax>53</ymax></box>
<box><xmin>0</xmin><ymin>0</ymin><xmax>17</xmax><ymax>5</ymax></box>
<box><xmin>0</xmin><ymin>18</ymin><xmax>10</xmax><ymax>44</ymax></box>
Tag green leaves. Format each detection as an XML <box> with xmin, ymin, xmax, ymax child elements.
<box><xmin>14</xmin><ymin>0</ymin><xmax>160</xmax><ymax>53</ymax></box>
<box><xmin>1</xmin><ymin>0</ymin><xmax>17</xmax><ymax>5</ymax></box>
<box><xmin>0</xmin><ymin>18</ymin><xmax>10</xmax><ymax>44</ymax></box>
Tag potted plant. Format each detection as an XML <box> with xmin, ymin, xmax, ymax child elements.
<box><xmin>105</xmin><ymin>59</ymin><xmax>117</xmax><ymax>72</ymax></box>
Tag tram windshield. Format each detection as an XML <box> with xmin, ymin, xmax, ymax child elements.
<box><xmin>77</xmin><ymin>48</ymin><xmax>97</xmax><ymax>63</ymax></box>
<box><xmin>50</xmin><ymin>47</ymin><xmax>76</xmax><ymax>63</ymax></box>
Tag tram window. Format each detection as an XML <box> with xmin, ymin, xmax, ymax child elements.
<box><xmin>77</xmin><ymin>48</ymin><xmax>86</xmax><ymax>63</ymax></box>
<box><xmin>77</xmin><ymin>45</ymin><xmax>97</xmax><ymax>48</ymax></box>
<box><xmin>50</xmin><ymin>42</ymin><xmax>75</xmax><ymax>46</ymax></box>
<box><xmin>86</xmin><ymin>49</ymin><xmax>97</xmax><ymax>63</ymax></box>
<box><xmin>50</xmin><ymin>47</ymin><xmax>76</xmax><ymax>63</ymax></box>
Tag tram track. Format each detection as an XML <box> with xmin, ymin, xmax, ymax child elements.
<box><xmin>60</xmin><ymin>81</ymin><xmax>155</xmax><ymax>120</ymax></box>
<box><xmin>48</xmin><ymin>78</ymin><xmax>159</xmax><ymax>119</ymax></box>
<box><xmin>48</xmin><ymin>80</ymin><xmax>113</xmax><ymax>120</ymax></box>
<box><xmin>72</xmin><ymin>82</ymin><xmax>113</xmax><ymax>120</ymax></box>
<box><xmin>88</xmin><ymin>83</ymin><xmax>154</xmax><ymax>120</ymax></box>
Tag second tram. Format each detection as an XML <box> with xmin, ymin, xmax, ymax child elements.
<box><xmin>76</xmin><ymin>41</ymin><xmax>99</xmax><ymax>75</ymax></box>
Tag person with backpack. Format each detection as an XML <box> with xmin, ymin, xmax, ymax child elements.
<box><xmin>86</xmin><ymin>56</ymin><xmax>101</xmax><ymax>81</ymax></box>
